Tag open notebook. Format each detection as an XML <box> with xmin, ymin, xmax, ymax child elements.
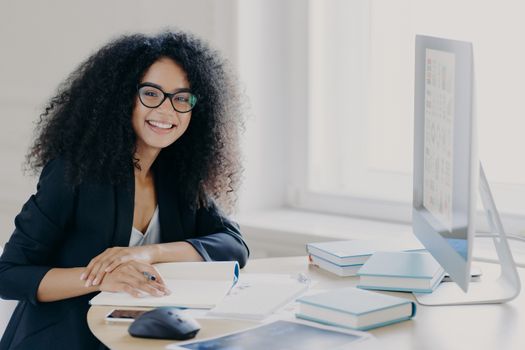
<box><xmin>207</xmin><ymin>273</ymin><xmax>310</xmax><ymax>320</ymax></box>
<box><xmin>89</xmin><ymin>261</ymin><xmax>239</xmax><ymax>309</ymax></box>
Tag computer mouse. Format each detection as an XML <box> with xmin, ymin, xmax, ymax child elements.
<box><xmin>128</xmin><ymin>307</ymin><xmax>201</xmax><ymax>340</ymax></box>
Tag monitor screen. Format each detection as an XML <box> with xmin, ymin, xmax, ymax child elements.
<box><xmin>413</xmin><ymin>35</ymin><xmax>475</xmax><ymax>292</ymax></box>
<box><xmin>423</xmin><ymin>48</ymin><xmax>455</xmax><ymax>234</ymax></box>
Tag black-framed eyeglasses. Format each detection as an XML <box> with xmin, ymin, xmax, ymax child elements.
<box><xmin>137</xmin><ymin>83</ymin><xmax>198</xmax><ymax>113</ymax></box>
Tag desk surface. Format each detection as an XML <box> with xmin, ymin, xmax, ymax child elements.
<box><xmin>88</xmin><ymin>256</ymin><xmax>525</xmax><ymax>350</ymax></box>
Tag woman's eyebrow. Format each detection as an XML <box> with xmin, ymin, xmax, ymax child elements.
<box><xmin>140</xmin><ymin>82</ymin><xmax>191</xmax><ymax>93</ymax></box>
<box><xmin>141</xmin><ymin>82</ymin><xmax>163</xmax><ymax>90</ymax></box>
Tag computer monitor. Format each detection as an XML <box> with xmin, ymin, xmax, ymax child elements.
<box><xmin>412</xmin><ymin>35</ymin><xmax>520</xmax><ymax>305</ymax></box>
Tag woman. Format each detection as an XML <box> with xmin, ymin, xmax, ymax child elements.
<box><xmin>0</xmin><ymin>31</ymin><xmax>249</xmax><ymax>349</ymax></box>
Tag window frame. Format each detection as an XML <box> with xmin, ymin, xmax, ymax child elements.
<box><xmin>287</xmin><ymin>0</ymin><xmax>525</xmax><ymax>236</ymax></box>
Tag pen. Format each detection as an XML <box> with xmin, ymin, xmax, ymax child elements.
<box><xmin>143</xmin><ymin>271</ymin><xmax>156</xmax><ymax>281</ymax></box>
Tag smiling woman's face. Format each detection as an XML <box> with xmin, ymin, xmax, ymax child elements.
<box><xmin>132</xmin><ymin>57</ymin><xmax>192</xmax><ymax>154</ymax></box>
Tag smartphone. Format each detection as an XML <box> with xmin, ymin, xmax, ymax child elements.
<box><xmin>105</xmin><ymin>309</ymin><xmax>147</xmax><ymax>324</ymax></box>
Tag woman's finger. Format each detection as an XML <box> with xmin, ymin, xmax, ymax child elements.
<box><xmin>127</xmin><ymin>261</ymin><xmax>170</xmax><ymax>295</ymax></box>
<box><xmin>81</xmin><ymin>248</ymin><xmax>115</xmax><ymax>280</ymax></box>
<box><xmin>115</xmin><ymin>266</ymin><xmax>166</xmax><ymax>297</ymax></box>
<box><xmin>104</xmin><ymin>255</ymin><xmax>130</xmax><ymax>274</ymax></box>
<box><xmin>85</xmin><ymin>250</ymin><xmax>121</xmax><ymax>286</ymax></box>
<box><xmin>120</xmin><ymin>283</ymin><xmax>144</xmax><ymax>298</ymax></box>
<box><xmin>92</xmin><ymin>255</ymin><xmax>127</xmax><ymax>285</ymax></box>
<box><xmin>130</xmin><ymin>261</ymin><xmax>165</xmax><ymax>284</ymax></box>
<box><xmin>81</xmin><ymin>256</ymin><xmax>101</xmax><ymax>280</ymax></box>
<box><xmin>152</xmin><ymin>281</ymin><xmax>171</xmax><ymax>295</ymax></box>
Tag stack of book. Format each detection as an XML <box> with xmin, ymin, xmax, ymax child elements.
<box><xmin>296</xmin><ymin>287</ymin><xmax>416</xmax><ymax>331</ymax></box>
<box><xmin>306</xmin><ymin>239</ymin><xmax>423</xmax><ymax>277</ymax></box>
<box><xmin>357</xmin><ymin>251</ymin><xmax>445</xmax><ymax>293</ymax></box>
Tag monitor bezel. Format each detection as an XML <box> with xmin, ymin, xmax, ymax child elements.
<box><xmin>412</xmin><ymin>34</ymin><xmax>476</xmax><ymax>292</ymax></box>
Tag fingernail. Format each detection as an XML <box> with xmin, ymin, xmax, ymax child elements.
<box><xmin>92</xmin><ymin>278</ymin><xmax>98</xmax><ymax>285</ymax></box>
<box><xmin>84</xmin><ymin>281</ymin><xmax>90</xmax><ymax>288</ymax></box>
<box><xmin>80</xmin><ymin>273</ymin><xmax>85</xmax><ymax>280</ymax></box>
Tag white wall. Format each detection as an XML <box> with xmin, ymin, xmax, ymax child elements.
<box><xmin>236</xmin><ymin>0</ymin><xmax>307</xmax><ymax>214</ymax></box>
<box><xmin>0</xmin><ymin>0</ymin><xmax>239</xmax><ymax>245</ymax></box>
<box><xmin>0</xmin><ymin>0</ymin><xmax>305</xmax><ymax>246</ymax></box>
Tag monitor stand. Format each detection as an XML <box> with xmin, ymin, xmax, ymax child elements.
<box><xmin>414</xmin><ymin>164</ymin><xmax>521</xmax><ymax>305</ymax></box>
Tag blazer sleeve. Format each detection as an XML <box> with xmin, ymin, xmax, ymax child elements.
<box><xmin>0</xmin><ymin>158</ymin><xmax>75</xmax><ymax>305</ymax></box>
<box><xmin>185</xmin><ymin>201</ymin><xmax>250</xmax><ymax>268</ymax></box>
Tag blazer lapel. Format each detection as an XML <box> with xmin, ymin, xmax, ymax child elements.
<box><xmin>113</xmin><ymin>173</ymin><xmax>135</xmax><ymax>247</ymax></box>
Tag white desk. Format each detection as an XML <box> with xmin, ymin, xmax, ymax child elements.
<box><xmin>88</xmin><ymin>256</ymin><xmax>525</xmax><ymax>350</ymax></box>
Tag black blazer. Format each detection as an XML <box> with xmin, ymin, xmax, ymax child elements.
<box><xmin>0</xmin><ymin>158</ymin><xmax>249</xmax><ymax>350</ymax></box>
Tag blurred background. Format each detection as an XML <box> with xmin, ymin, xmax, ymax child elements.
<box><xmin>1</xmin><ymin>0</ymin><xmax>525</xmax><ymax>258</ymax></box>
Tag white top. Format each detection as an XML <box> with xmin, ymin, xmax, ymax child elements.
<box><xmin>129</xmin><ymin>206</ymin><xmax>161</xmax><ymax>247</ymax></box>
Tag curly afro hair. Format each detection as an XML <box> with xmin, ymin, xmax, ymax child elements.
<box><xmin>26</xmin><ymin>30</ymin><xmax>244</xmax><ymax>213</ymax></box>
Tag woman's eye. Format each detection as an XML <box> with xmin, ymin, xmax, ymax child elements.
<box><xmin>144</xmin><ymin>90</ymin><xmax>159</xmax><ymax>97</ymax></box>
<box><xmin>174</xmin><ymin>96</ymin><xmax>189</xmax><ymax>103</ymax></box>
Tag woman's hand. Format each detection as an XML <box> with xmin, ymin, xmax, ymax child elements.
<box><xmin>81</xmin><ymin>245</ymin><xmax>158</xmax><ymax>287</ymax></box>
<box><xmin>97</xmin><ymin>260</ymin><xmax>170</xmax><ymax>298</ymax></box>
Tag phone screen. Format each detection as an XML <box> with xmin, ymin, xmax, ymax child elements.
<box><xmin>105</xmin><ymin>309</ymin><xmax>147</xmax><ymax>323</ymax></box>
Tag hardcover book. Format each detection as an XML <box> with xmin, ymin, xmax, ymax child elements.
<box><xmin>296</xmin><ymin>287</ymin><xmax>416</xmax><ymax>331</ymax></box>
<box><xmin>357</xmin><ymin>251</ymin><xmax>445</xmax><ymax>293</ymax></box>
<box><xmin>309</xmin><ymin>254</ymin><xmax>363</xmax><ymax>277</ymax></box>
<box><xmin>306</xmin><ymin>239</ymin><xmax>423</xmax><ymax>267</ymax></box>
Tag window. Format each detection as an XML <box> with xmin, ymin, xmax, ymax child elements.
<box><xmin>289</xmin><ymin>0</ymin><xmax>525</xmax><ymax>234</ymax></box>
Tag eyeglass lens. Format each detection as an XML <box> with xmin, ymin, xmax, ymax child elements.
<box><xmin>138</xmin><ymin>85</ymin><xmax>197</xmax><ymax>113</ymax></box>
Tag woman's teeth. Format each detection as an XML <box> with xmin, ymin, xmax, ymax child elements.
<box><xmin>147</xmin><ymin>120</ymin><xmax>173</xmax><ymax>129</ymax></box>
